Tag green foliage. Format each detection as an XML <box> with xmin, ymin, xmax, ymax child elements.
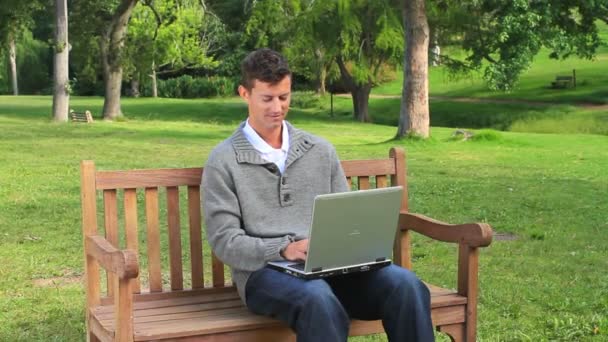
<box><xmin>290</xmin><ymin>91</ymin><xmax>323</xmax><ymax>109</ymax></box>
<box><xmin>124</xmin><ymin>0</ymin><xmax>221</xmax><ymax>85</ymax></box>
<box><xmin>0</xmin><ymin>0</ymin><xmax>44</xmax><ymax>43</ymax></box>
<box><xmin>430</xmin><ymin>0</ymin><xmax>608</xmax><ymax>91</ymax></box>
<box><xmin>334</xmin><ymin>0</ymin><xmax>403</xmax><ymax>86</ymax></box>
<box><xmin>140</xmin><ymin>75</ymin><xmax>237</xmax><ymax>98</ymax></box>
<box><xmin>0</xmin><ymin>30</ymin><xmax>52</xmax><ymax>95</ymax></box>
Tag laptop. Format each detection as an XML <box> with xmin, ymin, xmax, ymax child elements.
<box><xmin>267</xmin><ymin>186</ymin><xmax>403</xmax><ymax>279</ymax></box>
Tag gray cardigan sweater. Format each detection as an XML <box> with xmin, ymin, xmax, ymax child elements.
<box><xmin>201</xmin><ymin>121</ymin><xmax>349</xmax><ymax>302</ymax></box>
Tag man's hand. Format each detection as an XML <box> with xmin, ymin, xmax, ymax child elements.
<box><xmin>281</xmin><ymin>239</ymin><xmax>309</xmax><ymax>261</ymax></box>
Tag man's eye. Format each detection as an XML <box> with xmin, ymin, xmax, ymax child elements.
<box><xmin>279</xmin><ymin>96</ymin><xmax>288</xmax><ymax>101</ymax></box>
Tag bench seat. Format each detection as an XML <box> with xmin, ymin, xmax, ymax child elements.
<box><xmin>89</xmin><ymin>285</ymin><xmax>467</xmax><ymax>341</ymax></box>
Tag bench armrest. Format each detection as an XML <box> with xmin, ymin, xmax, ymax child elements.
<box><xmin>399</xmin><ymin>211</ymin><xmax>493</xmax><ymax>247</ymax></box>
<box><xmin>85</xmin><ymin>235</ymin><xmax>139</xmax><ymax>279</ymax></box>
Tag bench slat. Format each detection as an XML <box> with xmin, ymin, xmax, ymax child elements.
<box><xmin>95</xmin><ymin>291</ymin><xmax>241</xmax><ymax>315</ymax></box>
<box><xmin>359</xmin><ymin>176</ymin><xmax>370</xmax><ymax>190</ymax></box>
<box><xmin>96</xmin><ymin>168</ymin><xmax>203</xmax><ymax>190</ymax></box>
<box><xmin>103</xmin><ymin>189</ymin><xmax>119</xmax><ymax>297</ymax></box>
<box><xmin>341</xmin><ymin>159</ymin><xmax>395</xmax><ymax>177</ymax></box>
<box><xmin>125</xmin><ymin>188</ymin><xmax>141</xmax><ymax>293</ymax></box>
<box><xmin>212</xmin><ymin>252</ymin><xmax>225</xmax><ymax>288</ymax></box>
<box><xmin>376</xmin><ymin>175</ymin><xmax>388</xmax><ymax>188</ymax></box>
<box><xmin>145</xmin><ymin>187</ymin><xmax>163</xmax><ymax>293</ymax></box>
<box><xmin>167</xmin><ymin>186</ymin><xmax>184</xmax><ymax>290</ymax></box>
<box><xmin>96</xmin><ymin>299</ymin><xmax>243</xmax><ymax>321</ymax></box>
<box><xmin>188</xmin><ymin>185</ymin><xmax>204</xmax><ymax>289</ymax></box>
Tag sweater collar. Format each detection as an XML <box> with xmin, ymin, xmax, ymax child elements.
<box><xmin>232</xmin><ymin>121</ymin><xmax>315</xmax><ymax>168</ymax></box>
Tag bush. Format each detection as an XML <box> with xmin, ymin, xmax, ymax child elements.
<box><xmin>142</xmin><ymin>75</ymin><xmax>238</xmax><ymax>98</ymax></box>
<box><xmin>291</xmin><ymin>92</ymin><xmax>323</xmax><ymax>109</ymax></box>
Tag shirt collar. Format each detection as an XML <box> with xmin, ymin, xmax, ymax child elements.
<box><xmin>243</xmin><ymin>119</ymin><xmax>290</xmax><ymax>154</ymax></box>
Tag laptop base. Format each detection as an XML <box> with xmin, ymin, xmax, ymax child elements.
<box><xmin>267</xmin><ymin>260</ymin><xmax>391</xmax><ymax>280</ymax></box>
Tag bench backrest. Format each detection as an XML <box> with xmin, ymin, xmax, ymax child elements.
<box><xmin>71</xmin><ymin>109</ymin><xmax>94</xmax><ymax>123</ymax></box>
<box><xmin>81</xmin><ymin>147</ymin><xmax>408</xmax><ymax>302</ymax></box>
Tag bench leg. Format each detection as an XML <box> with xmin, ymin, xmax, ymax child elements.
<box><xmin>438</xmin><ymin>323</ymin><xmax>465</xmax><ymax>342</ymax></box>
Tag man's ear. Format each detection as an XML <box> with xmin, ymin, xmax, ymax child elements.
<box><xmin>238</xmin><ymin>85</ymin><xmax>250</xmax><ymax>100</ymax></box>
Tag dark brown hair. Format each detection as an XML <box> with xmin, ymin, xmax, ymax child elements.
<box><xmin>240</xmin><ymin>48</ymin><xmax>291</xmax><ymax>90</ymax></box>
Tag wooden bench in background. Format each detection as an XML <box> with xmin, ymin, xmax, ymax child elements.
<box><xmin>81</xmin><ymin>147</ymin><xmax>493</xmax><ymax>342</ymax></box>
<box><xmin>71</xmin><ymin>109</ymin><xmax>94</xmax><ymax>123</ymax></box>
<box><xmin>551</xmin><ymin>69</ymin><xmax>576</xmax><ymax>89</ymax></box>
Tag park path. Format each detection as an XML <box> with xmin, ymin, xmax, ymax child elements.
<box><xmin>336</xmin><ymin>93</ymin><xmax>608</xmax><ymax>110</ymax></box>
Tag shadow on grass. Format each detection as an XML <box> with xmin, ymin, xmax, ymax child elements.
<box><xmin>368</xmin><ymin>97</ymin><xmax>608</xmax><ymax>134</ymax></box>
<box><xmin>0</xmin><ymin>96</ymin><xmax>351</xmax><ymax>126</ymax></box>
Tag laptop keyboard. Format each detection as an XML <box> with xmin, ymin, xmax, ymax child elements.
<box><xmin>288</xmin><ymin>263</ymin><xmax>305</xmax><ymax>271</ymax></box>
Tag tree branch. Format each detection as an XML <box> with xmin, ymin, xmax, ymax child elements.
<box><xmin>141</xmin><ymin>0</ymin><xmax>162</xmax><ymax>40</ymax></box>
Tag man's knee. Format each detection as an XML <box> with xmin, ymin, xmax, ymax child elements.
<box><xmin>380</xmin><ymin>265</ymin><xmax>430</xmax><ymax>301</ymax></box>
<box><xmin>297</xmin><ymin>280</ymin><xmax>342</xmax><ymax>309</ymax></box>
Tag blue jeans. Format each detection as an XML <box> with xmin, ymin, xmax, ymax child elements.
<box><xmin>245</xmin><ymin>264</ymin><xmax>434</xmax><ymax>342</ymax></box>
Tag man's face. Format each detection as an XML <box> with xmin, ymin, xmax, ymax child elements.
<box><xmin>238</xmin><ymin>76</ymin><xmax>291</xmax><ymax>135</ymax></box>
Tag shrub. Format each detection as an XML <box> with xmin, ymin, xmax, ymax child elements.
<box><xmin>291</xmin><ymin>92</ymin><xmax>323</xmax><ymax>109</ymax></box>
<box><xmin>142</xmin><ymin>75</ymin><xmax>238</xmax><ymax>98</ymax></box>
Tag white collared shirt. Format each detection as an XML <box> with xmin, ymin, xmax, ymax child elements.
<box><xmin>243</xmin><ymin>119</ymin><xmax>290</xmax><ymax>174</ymax></box>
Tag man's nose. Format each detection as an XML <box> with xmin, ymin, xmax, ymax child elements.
<box><xmin>271</xmin><ymin>98</ymin><xmax>282</xmax><ymax>112</ymax></box>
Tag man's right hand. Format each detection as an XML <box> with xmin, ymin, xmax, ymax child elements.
<box><xmin>281</xmin><ymin>239</ymin><xmax>309</xmax><ymax>261</ymax></box>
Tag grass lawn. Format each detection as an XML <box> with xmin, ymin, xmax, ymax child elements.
<box><xmin>1</xmin><ymin>95</ymin><xmax>607</xmax><ymax>341</ymax></box>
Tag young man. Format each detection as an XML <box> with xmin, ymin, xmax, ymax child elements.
<box><xmin>202</xmin><ymin>48</ymin><xmax>434</xmax><ymax>341</ymax></box>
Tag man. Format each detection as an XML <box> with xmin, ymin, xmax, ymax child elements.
<box><xmin>202</xmin><ymin>48</ymin><xmax>434</xmax><ymax>341</ymax></box>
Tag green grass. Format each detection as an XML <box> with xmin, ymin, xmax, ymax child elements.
<box><xmin>1</xmin><ymin>96</ymin><xmax>607</xmax><ymax>341</ymax></box>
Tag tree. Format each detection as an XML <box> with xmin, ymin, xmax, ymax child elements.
<box><xmin>331</xmin><ymin>0</ymin><xmax>403</xmax><ymax>122</ymax></box>
<box><xmin>125</xmin><ymin>0</ymin><xmax>221</xmax><ymax>98</ymax></box>
<box><xmin>0</xmin><ymin>0</ymin><xmax>43</xmax><ymax>95</ymax></box>
<box><xmin>396</xmin><ymin>0</ymin><xmax>608</xmax><ymax>138</ymax></box>
<box><xmin>7</xmin><ymin>32</ymin><xmax>17</xmax><ymax>95</ymax></box>
<box><xmin>52</xmin><ymin>0</ymin><xmax>69</xmax><ymax>122</ymax></box>
<box><xmin>101</xmin><ymin>0</ymin><xmax>139</xmax><ymax>119</ymax></box>
<box><xmin>71</xmin><ymin>0</ymin><xmax>139</xmax><ymax>119</ymax></box>
<box><xmin>397</xmin><ymin>0</ymin><xmax>429</xmax><ymax>138</ymax></box>
<box><xmin>240</xmin><ymin>0</ymin><xmax>402</xmax><ymax>122</ymax></box>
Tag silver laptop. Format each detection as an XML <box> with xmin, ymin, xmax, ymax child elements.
<box><xmin>267</xmin><ymin>186</ymin><xmax>403</xmax><ymax>279</ymax></box>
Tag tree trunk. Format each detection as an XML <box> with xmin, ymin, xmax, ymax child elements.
<box><xmin>314</xmin><ymin>48</ymin><xmax>326</xmax><ymax>95</ymax></box>
<box><xmin>351</xmin><ymin>84</ymin><xmax>371</xmax><ymax>122</ymax></box>
<box><xmin>102</xmin><ymin>67</ymin><xmax>124</xmax><ymax>119</ymax></box>
<box><xmin>151</xmin><ymin>61</ymin><xmax>158</xmax><ymax>98</ymax></box>
<box><xmin>336</xmin><ymin>56</ymin><xmax>372</xmax><ymax>122</ymax></box>
<box><xmin>101</xmin><ymin>0</ymin><xmax>139</xmax><ymax>120</ymax></box>
<box><xmin>52</xmin><ymin>0</ymin><xmax>70</xmax><ymax>122</ymax></box>
<box><xmin>315</xmin><ymin>67</ymin><xmax>327</xmax><ymax>96</ymax></box>
<box><xmin>397</xmin><ymin>0</ymin><xmax>430</xmax><ymax>138</ymax></box>
<box><xmin>8</xmin><ymin>34</ymin><xmax>18</xmax><ymax>96</ymax></box>
<box><xmin>429</xmin><ymin>26</ymin><xmax>440</xmax><ymax>66</ymax></box>
<box><xmin>130</xmin><ymin>78</ymin><xmax>140</xmax><ymax>97</ymax></box>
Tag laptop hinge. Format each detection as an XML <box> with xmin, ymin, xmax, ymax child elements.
<box><xmin>312</xmin><ymin>267</ymin><xmax>323</xmax><ymax>272</ymax></box>
<box><xmin>376</xmin><ymin>257</ymin><xmax>387</xmax><ymax>262</ymax></box>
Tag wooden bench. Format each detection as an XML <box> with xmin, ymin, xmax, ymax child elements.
<box><xmin>551</xmin><ymin>69</ymin><xmax>576</xmax><ymax>89</ymax></box>
<box><xmin>81</xmin><ymin>147</ymin><xmax>493</xmax><ymax>342</ymax></box>
<box><xmin>71</xmin><ymin>109</ymin><xmax>94</xmax><ymax>123</ymax></box>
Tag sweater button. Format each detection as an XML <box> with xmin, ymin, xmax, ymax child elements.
<box><xmin>282</xmin><ymin>177</ymin><xmax>287</xmax><ymax>185</ymax></box>
<box><xmin>283</xmin><ymin>194</ymin><xmax>291</xmax><ymax>201</ymax></box>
